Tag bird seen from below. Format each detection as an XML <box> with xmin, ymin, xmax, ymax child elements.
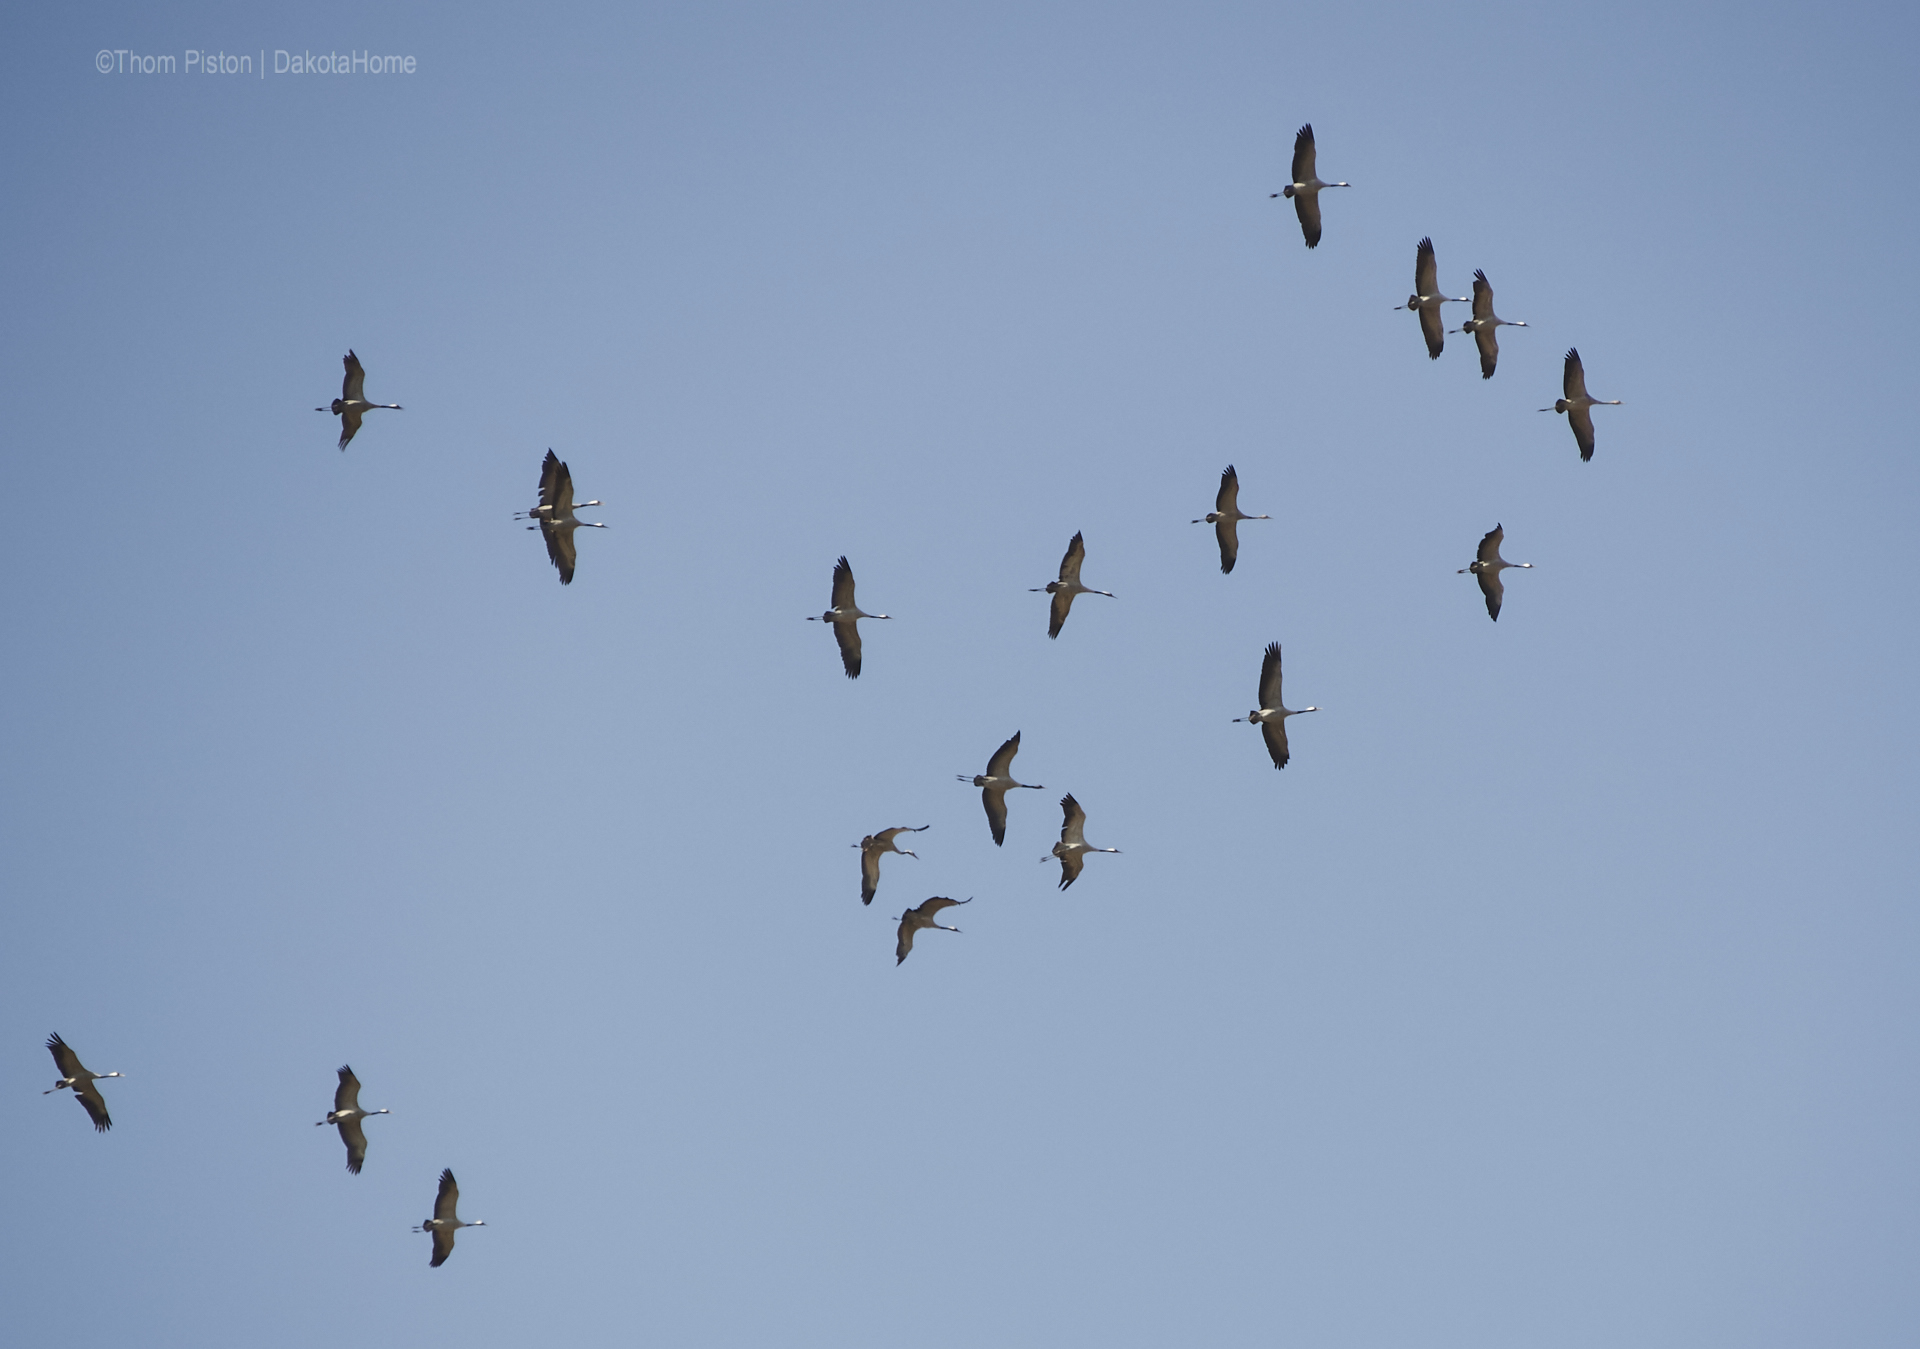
<box><xmin>515</xmin><ymin>449</ymin><xmax>605</xmax><ymax>585</ymax></box>
<box><xmin>957</xmin><ymin>731</ymin><xmax>1045</xmax><ymax>847</ymax></box>
<box><xmin>1541</xmin><ymin>348</ymin><xmax>1622</xmax><ymax>461</ymax></box>
<box><xmin>1459</xmin><ymin>525</ymin><xmax>1532</xmax><ymax>621</ymax></box>
<box><xmin>895</xmin><ymin>896</ymin><xmax>970</xmax><ymax>965</ymax></box>
<box><xmin>316</xmin><ymin>1065</ymin><xmax>390</xmax><ymax>1175</ymax></box>
<box><xmin>1395</xmin><ymin>238</ymin><xmax>1470</xmax><ymax>360</ymax></box>
<box><xmin>415</xmin><ymin>1168</ymin><xmax>485</xmax><ymax>1267</ymax></box>
<box><xmin>857</xmin><ymin>825</ymin><xmax>929</xmax><ymax>906</ymax></box>
<box><xmin>807</xmin><ymin>556</ymin><xmax>890</xmax><ymax>678</ymax></box>
<box><xmin>1271</xmin><ymin>123</ymin><xmax>1350</xmax><ymax>249</ymax></box>
<box><xmin>1192</xmin><ymin>464</ymin><xmax>1271</xmax><ymax>574</ymax></box>
<box><xmin>1033</xmin><ymin>532</ymin><xmax>1114</xmax><ymax>639</ymax></box>
<box><xmin>43</xmin><ymin>1033</ymin><xmax>121</xmax><ymax>1133</ymax></box>
<box><xmin>1452</xmin><ymin>270</ymin><xmax>1527</xmax><ymax>379</ymax></box>
<box><xmin>1234</xmin><ymin>642</ymin><xmax>1319</xmax><ymax>770</ymax></box>
<box><xmin>1044</xmin><ymin>794</ymin><xmax>1121</xmax><ymax>890</ymax></box>
<box><xmin>314</xmin><ymin>350</ymin><xmax>402</xmax><ymax>450</ymax></box>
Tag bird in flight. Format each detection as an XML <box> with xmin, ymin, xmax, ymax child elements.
<box><xmin>895</xmin><ymin>896</ymin><xmax>970</xmax><ymax>965</ymax></box>
<box><xmin>1233</xmin><ymin>642</ymin><xmax>1319</xmax><ymax>770</ymax></box>
<box><xmin>415</xmin><ymin>1168</ymin><xmax>485</xmax><ymax>1267</ymax></box>
<box><xmin>1270</xmin><ymin>123</ymin><xmax>1350</xmax><ymax>249</ymax></box>
<box><xmin>1044</xmin><ymin>794</ymin><xmax>1121</xmax><ymax>889</ymax></box>
<box><xmin>515</xmin><ymin>450</ymin><xmax>605</xmax><ymax>585</ymax></box>
<box><xmin>315</xmin><ymin>350</ymin><xmax>402</xmax><ymax>450</ymax></box>
<box><xmin>807</xmin><ymin>556</ymin><xmax>890</xmax><ymax>678</ymax></box>
<box><xmin>1032</xmin><ymin>532</ymin><xmax>1114</xmax><ymax>639</ymax></box>
<box><xmin>316</xmin><ymin>1065</ymin><xmax>390</xmax><ymax>1174</ymax></box>
<box><xmin>957</xmin><ymin>731</ymin><xmax>1045</xmax><ymax>847</ymax></box>
<box><xmin>1395</xmin><ymin>238</ymin><xmax>1470</xmax><ymax>360</ymax></box>
<box><xmin>857</xmin><ymin>825</ymin><xmax>929</xmax><ymax>906</ymax></box>
<box><xmin>1192</xmin><ymin>465</ymin><xmax>1271</xmax><ymax>575</ymax></box>
<box><xmin>1458</xmin><ymin>524</ymin><xmax>1532</xmax><ymax>621</ymax></box>
<box><xmin>1451</xmin><ymin>270</ymin><xmax>1527</xmax><ymax>379</ymax></box>
<box><xmin>43</xmin><ymin>1033</ymin><xmax>121</xmax><ymax>1133</ymax></box>
<box><xmin>1540</xmin><ymin>348</ymin><xmax>1622</xmax><ymax>461</ymax></box>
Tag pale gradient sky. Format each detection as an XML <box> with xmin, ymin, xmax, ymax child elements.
<box><xmin>3</xmin><ymin>3</ymin><xmax>1918</xmax><ymax>1347</ymax></box>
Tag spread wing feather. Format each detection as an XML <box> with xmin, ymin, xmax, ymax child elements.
<box><xmin>1290</xmin><ymin>124</ymin><xmax>1316</xmax><ymax>184</ymax></box>
<box><xmin>1261</xmin><ymin>719</ymin><xmax>1290</xmax><ymax>770</ymax></box>
<box><xmin>983</xmin><ymin>788</ymin><xmax>1009</xmax><ymax>847</ymax></box>
<box><xmin>1258</xmin><ymin>642</ymin><xmax>1284</xmax><ymax>711</ymax></box>
<box><xmin>832</xmin><ymin>618</ymin><xmax>862</xmax><ymax>678</ymax></box>
<box><xmin>830</xmin><ymin>556</ymin><xmax>857</xmax><ymax>611</ymax></box>
<box><xmin>1047</xmin><ymin>588</ymin><xmax>1074</xmax><ymax>639</ymax></box>
<box><xmin>338</xmin><ymin>1118</ymin><xmax>368</xmax><ymax>1173</ymax></box>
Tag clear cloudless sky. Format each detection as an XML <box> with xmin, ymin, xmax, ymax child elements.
<box><xmin>3</xmin><ymin>2</ymin><xmax>1917</xmax><ymax>1346</ymax></box>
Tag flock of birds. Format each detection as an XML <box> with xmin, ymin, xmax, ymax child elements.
<box><xmin>42</xmin><ymin>121</ymin><xmax>1623</xmax><ymax>1269</ymax></box>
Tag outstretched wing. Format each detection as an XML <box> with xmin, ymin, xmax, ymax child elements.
<box><xmin>1214</xmin><ymin>518</ymin><xmax>1239</xmax><ymax>574</ymax></box>
<box><xmin>73</xmin><ymin>1079</ymin><xmax>112</xmax><ymax>1132</ymax></box>
<box><xmin>982</xmin><ymin>787</ymin><xmax>1009</xmax><ymax>847</ymax></box>
<box><xmin>1059</xmin><ymin>793</ymin><xmax>1087</xmax><ymax>847</ymax></box>
<box><xmin>1473</xmin><ymin>324</ymin><xmax>1499</xmax><ymax>379</ymax></box>
<box><xmin>1477</xmin><ymin>526</ymin><xmax>1504</xmax><ymax>567</ymax></box>
<box><xmin>1261</xmin><ymin>719</ymin><xmax>1291</xmax><ymax>770</ymax></box>
<box><xmin>334</xmin><ymin>1066</ymin><xmax>362</xmax><ymax>1114</ymax></box>
<box><xmin>337</xmin><ymin>405</ymin><xmax>363</xmax><ymax>450</ymax></box>
<box><xmin>1414</xmin><ymin>237</ymin><xmax>1438</xmax><ymax>297</ymax></box>
<box><xmin>434</xmin><ymin>1169</ymin><xmax>460</xmax><ymax>1223</ymax></box>
<box><xmin>1470</xmin><ymin>269</ymin><xmax>1494</xmax><ymax>321</ymax></box>
<box><xmin>341</xmin><ymin>351</ymin><xmax>366</xmax><ymax>402</ymax></box>
<box><xmin>1058</xmin><ymin>532</ymin><xmax>1086</xmax><ymax>585</ymax></box>
<box><xmin>1563</xmin><ymin>348</ymin><xmax>1589</xmax><ymax>402</ymax></box>
<box><xmin>985</xmin><ymin>731</ymin><xmax>1021</xmax><ymax>779</ymax></box>
<box><xmin>1478</xmin><ymin>567</ymin><xmax>1505</xmax><ymax>621</ymax></box>
<box><xmin>830</xmin><ymin>556</ymin><xmax>856</xmax><ymax>611</ymax></box>
<box><xmin>537</xmin><ymin>450</ymin><xmax>564</xmax><ymax>510</ymax></box>
<box><xmin>1290</xmin><ymin>123</ymin><xmax>1316</xmax><ymax>184</ymax></box>
<box><xmin>832</xmin><ymin>618</ymin><xmax>862</xmax><ymax>678</ymax></box>
<box><xmin>47</xmin><ymin>1034</ymin><xmax>84</xmax><ymax>1081</ymax></box>
<box><xmin>1057</xmin><ymin>850</ymin><xmax>1085</xmax><ymax>890</ymax></box>
<box><xmin>1419</xmin><ymin>305</ymin><xmax>1445</xmax><ymax>360</ymax></box>
<box><xmin>338</xmin><ymin>1118</ymin><xmax>368</xmax><ymax>1174</ymax></box>
<box><xmin>1293</xmin><ymin>192</ymin><xmax>1322</xmax><ymax>248</ymax></box>
<box><xmin>860</xmin><ymin>844</ymin><xmax>882</xmax><ymax>905</ymax></box>
<box><xmin>916</xmin><ymin>896</ymin><xmax>968</xmax><ymax>917</ymax></box>
<box><xmin>1215</xmin><ymin>465</ymin><xmax>1240</xmax><ymax>515</ymax></box>
<box><xmin>430</xmin><ymin>1225</ymin><xmax>457</xmax><ymax>1267</ymax></box>
<box><xmin>542</xmin><ymin>519</ymin><xmax>578</xmax><ymax>584</ymax></box>
<box><xmin>1258</xmin><ymin>641</ymin><xmax>1284</xmax><ymax>712</ymax></box>
<box><xmin>1569</xmin><ymin>404</ymin><xmax>1596</xmax><ymax>462</ymax></box>
<box><xmin>1047</xmin><ymin>587</ymin><xmax>1074</xmax><ymax>639</ymax></box>
<box><xmin>894</xmin><ymin>915</ymin><xmax>916</xmax><ymax>965</ymax></box>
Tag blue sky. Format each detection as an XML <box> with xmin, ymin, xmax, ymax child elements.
<box><xmin>3</xmin><ymin>3</ymin><xmax>1917</xmax><ymax>1346</ymax></box>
